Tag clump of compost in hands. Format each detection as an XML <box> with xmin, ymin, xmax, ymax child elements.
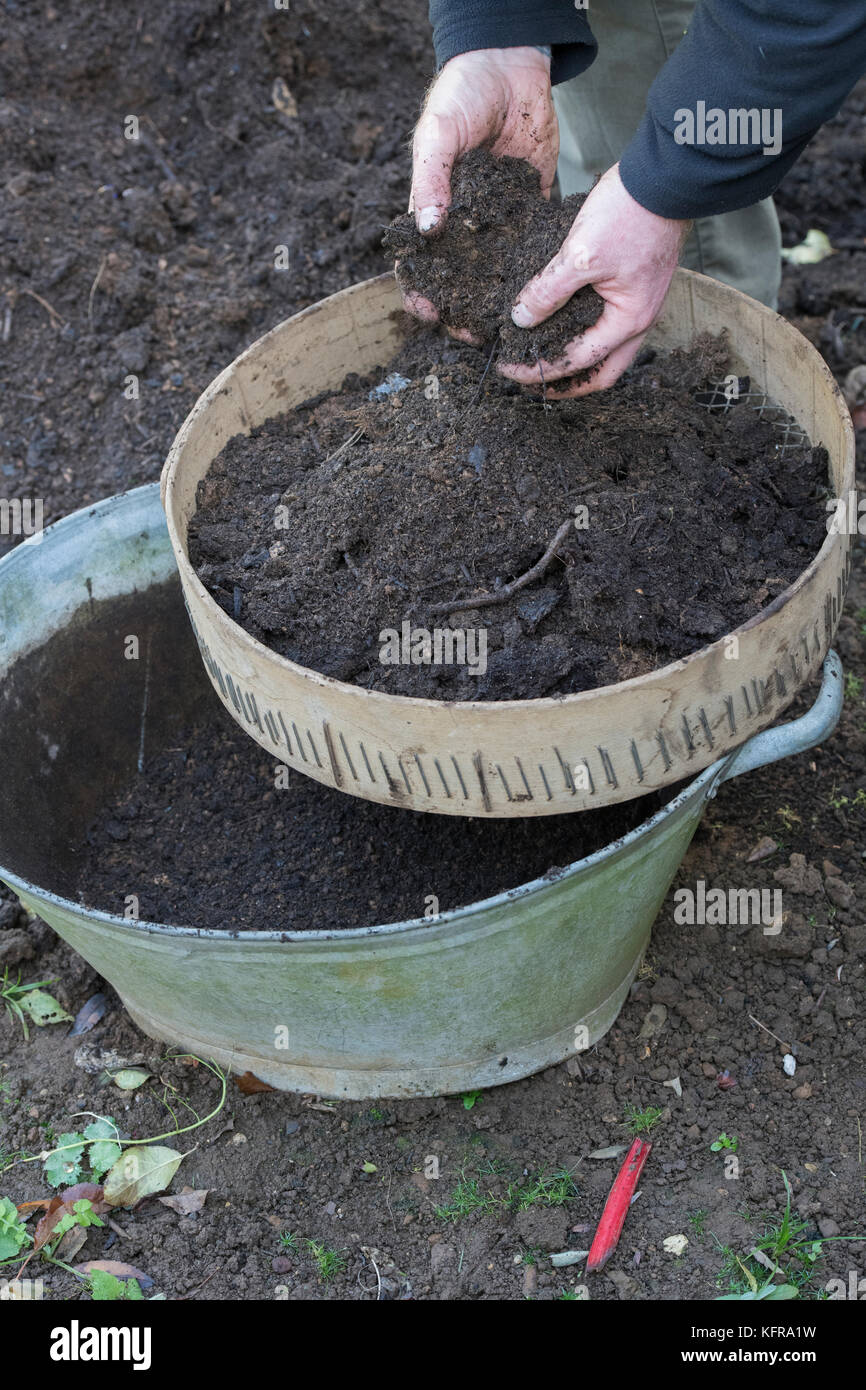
<box><xmin>384</xmin><ymin>148</ymin><xmax>604</xmax><ymax>372</ymax></box>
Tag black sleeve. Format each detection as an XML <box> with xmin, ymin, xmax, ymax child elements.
<box><xmin>429</xmin><ymin>0</ymin><xmax>597</xmax><ymax>86</ymax></box>
<box><xmin>618</xmin><ymin>0</ymin><xmax>866</xmax><ymax>219</ymax></box>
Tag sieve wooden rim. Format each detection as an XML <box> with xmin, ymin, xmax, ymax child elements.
<box><xmin>161</xmin><ymin>270</ymin><xmax>855</xmax><ymax>816</ymax></box>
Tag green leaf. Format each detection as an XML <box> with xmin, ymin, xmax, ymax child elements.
<box><xmin>51</xmin><ymin>1199</ymin><xmax>104</xmax><ymax>1242</ymax></box>
<box><xmin>84</xmin><ymin>1119</ymin><xmax>122</xmax><ymax>1179</ymax></box>
<box><xmin>780</xmin><ymin>229</ymin><xmax>834</xmax><ymax>266</ymax></box>
<box><xmin>18</xmin><ymin>989</ymin><xmax>73</xmax><ymax>1028</ymax></box>
<box><xmin>90</xmin><ymin>1268</ymin><xmax>144</xmax><ymax>1301</ymax></box>
<box><xmin>0</xmin><ymin>1196</ymin><xmax>31</xmax><ymax>1260</ymax></box>
<box><xmin>112</xmin><ymin>1069</ymin><xmax>151</xmax><ymax>1092</ymax></box>
<box><xmin>103</xmin><ymin>1146</ymin><xmax>183</xmax><ymax>1207</ymax></box>
<box><xmin>361</xmin><ymin>1161</ymin><xmax>377</xmax><ymax>1174</ymax></box>
<box><xmin>44</xmin><ymin>1133</ymin><xmax>87</xmax><ymax>1188</ymax></box>
<box><xmin>717</xmin><ymin>1282</ymin><xmax>800</xmax><ymax>1301</ymax></box>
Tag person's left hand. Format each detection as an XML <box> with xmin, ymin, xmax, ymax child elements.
<box><xmin>498</xmin><ymin>164</ymin><xmax>691</xmax><ymax>396</ymax></box>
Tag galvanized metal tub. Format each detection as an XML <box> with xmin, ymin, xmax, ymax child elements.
<box><xmin>0</xmin><ymin>485</ymin><xmax>843</xmax><ymax>1097</ymax></box>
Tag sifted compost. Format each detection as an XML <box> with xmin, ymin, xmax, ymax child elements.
<box><xmin>73</xmin><ymin>706</ymin><xmax>663</xmax><ymax>932</ymax></box>
<box><xmin>383</xmin><ymin>148</ymin><xmax>605</xmax><ymax>370</ymax></box>
<box><xmin>188</xmin><ymin>325</ymin><xmax>829</xmax><ymax>702</ymax></box>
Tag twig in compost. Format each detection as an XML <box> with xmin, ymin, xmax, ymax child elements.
<box><xmin>176</xmin><ymin>1268</ymin><xmax>220</xmax><ymax>1300</ymax></box>
<box><xmin>469</xmin><ymin>338</ymin><xmax>498</xmax><ymax>407</ymax></box>
<box><xmin>20</xmin><ymin>287</ymin><xmax>65</xmax><ymax>330</ymax></box>
<box><xmin>748</xmin><ymin>1013</ymin><xmax>791</xmax><ymax>1050</ymax></box>
<box><xmin>361</xmin><ymin>1247</ymin><xmax>383</xmax><ymax>1301</ymax></box>
<box><xmin>88</xmin><ymin>255</ymin><xmax>108</xmax><ymax>329</ymax></box>
<box><xmin>429</xmin><ymin>518</ymin><xmax>573</xmax><ymax>615</ymax></box>
<box><xmin>326</xmin><ymin>426</ymin><xmax>365</xmax><ymax>470</ymax></box>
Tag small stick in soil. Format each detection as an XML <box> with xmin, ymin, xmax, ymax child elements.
<box><xmin>429</xmin><ymin>518</ymin><xmax>573</xmax><ymax>615</ymax></box>
<box><xmin>470</xmin><ymin>338</ymin><xmax>499</xmax><ymax>407</ymax></box>
<box><xmin>586</xmin><ymin>1136</ymin><xmax>652</xmax><ymax>1273</ymax></box>
<box><xmin>326</xmin><ymin>425</ymin><xmax>365</xmax><ymax>469</ymax></box>
<box><xmin>21</xmin><ymin>287</ymin><xmax>65</xmax><ymax>330</ymax></box>
<box><xmin>88</xmin><ymin>254</ymin><xmax>108</xmax><ymax>329</ymax></box>
<box><xmin>748</xmin><ymin>1013</ymin><xmax>791</xmax><ymax>1050</ymax></box>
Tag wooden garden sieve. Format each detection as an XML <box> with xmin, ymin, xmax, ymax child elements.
<box><xmin>161</xmin><ymin>269</ymin><xmax>855</xmax><ymax>816</ymax></box>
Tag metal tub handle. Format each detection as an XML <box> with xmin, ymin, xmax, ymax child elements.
<box><xmin>720</xmin><ymin>651</ymin><xmax>843</xmax><ymax>784</ymax></box>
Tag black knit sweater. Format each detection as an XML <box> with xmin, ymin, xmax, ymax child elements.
<box><xmin>429</xmin><ymin>0</ymin><xmax>866</xmax><ymax>219</ymax></box>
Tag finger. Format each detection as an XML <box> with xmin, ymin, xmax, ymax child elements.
<box><xmin>446</xmin><ymin>324</ymin><xmax>483</xmax><ymax>345</ymax></box>
<box><xmin>497</xmin><ymin>301</ymin><xmax>637</xmax><ymax>383</ymax></box>
<box><xmin>400</xmin><ymin>289</ymin><xmax>440</xmax><ymax>324</ymax></box>
<box><xmin>510</xmin><ymin>232</ymin><xmax>594</xmax><ymax>328</ymax></box>
<box><xmin>542</xmin><ymin>334</ymin><xmax>647</xmax><ymax>398</ymax></box>
<box><xmin>411</xmin><ymin>109</ymin><xmax>459</xmax><ymax>234</ymax></box>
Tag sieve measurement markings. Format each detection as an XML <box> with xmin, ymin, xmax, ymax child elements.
<box><xmin>186</xmin><ymin>599</ymin><xmax>835</xmax><ymax>812</ymax></box>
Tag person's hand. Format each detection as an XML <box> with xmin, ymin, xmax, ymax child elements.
<box><xmin>498</xmin><ymin>164</ymin><xmax>691</xmax><ymax>396</ymax></box>
<box><xmin>403</xmin><ymin>47</ymin><xmax>558</xmax><ymax>339</ymax></box>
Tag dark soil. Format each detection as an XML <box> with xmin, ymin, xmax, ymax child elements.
<box><xmin>0</xmin><ymin>1</ymin><xmax>863</xmax><ymax>1306</ymax></box>
<box><xmin>189</xmin><ymin>328</ymin><xmax>828</xmax><ymax>701</ymax></box>
<box><xmin>0</xmin><ymin>0</ymin><xmax>434</xmax><ymax>563</ymax></box>
<box><xmin>774</xmin><ymin>81</ymin><xmax>866</xmax><ymax>248</ymax></box>
<box><xmin>384</xmin><ymin>148</ymin><xmax>604</xmax><ymax>369</ymax></box>
<box><xmin>73</xmin><ymin>704</ymin><xmax>661</xmax><ymax>932</ymax></box>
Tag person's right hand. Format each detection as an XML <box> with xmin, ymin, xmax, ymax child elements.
<box><xmin>403</xmin><ymin>46</ymin><xmax>558</xmax><ymax>338</ymax></box>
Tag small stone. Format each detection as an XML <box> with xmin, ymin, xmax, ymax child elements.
<box><xmin>822</xmin><ymin>859</ymin><xmax>842</xmax><ymax>878</ymax></box>
<box><xmin>652</xmin><ymin>977</ymin><xmax>680</xmax><ymax>1006</ymax></box>
<box><xmin>515</xmin><ymin>1206</ymin><xmax>570</xmax><ymax>1252</ymax></box>
<box><xmin>7</xmin><ymin>171</ymin><xmax>38</xmax><ymax>196</ymax></box>
<box><xmin>468</xmin><ymin>444</ymin><xmax>486</xmax><ymax>474</ymax></box>
<box><xmin>663</xmin><ymin>1234</ymin><xmax>689</xmax><ymax>1256</ymax></box>
<box><xmin>638</xmin><ymin>1003</ymin><xmax>668</xmax><ymax>1040</ymax></box>
<box><xmin>825</xmin><ymin>877</ymin><xmax>855</xmax><ymax>910</ymax></box>
<box><xmin>773</xmin><ymin>853</ymin><xmax>823</xmax><ymax>897</ymax></box>
<box><xmin>606</xmin><ymin>1268</ymin><xmax>638</xmax><ymax>1298</ymax></box>
<box><xmin>793</xmin><ymin>1082</ymin><xmax>813</xmax><ymax>1099</ymax></box>
<box><xmin>701</xmin><ymin>1062</ymin><xmax>717</xmax><ymax>1078</ymax></box>
<box><xmin>0</xmin><ymin>930</ymin><xmax>34</xmax><ymax>967</ymax></box>
<box><xmin>272</xmin><ymin>1256</ymin><xmax>291</xmax><ymax>1274</ymax></box>
<box><xmin>747</xmin><ymin>836</ymin><xmax>778</xmax><ymax>863</ymax></box>
<box><xmin>818</xmin><ymin>1217</ymin><xmax>840</xmax><ymax>1238</ymax></box>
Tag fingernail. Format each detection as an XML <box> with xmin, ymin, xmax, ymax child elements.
<box><xmin>418</xmin><ymin>206</ymin><xmax>441</xmax><ymax>233</ymax></box>
<box><xmin>511</xmin><ymin>302</ymin><xmax>534</xmax><ymax>328</ymax></box>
